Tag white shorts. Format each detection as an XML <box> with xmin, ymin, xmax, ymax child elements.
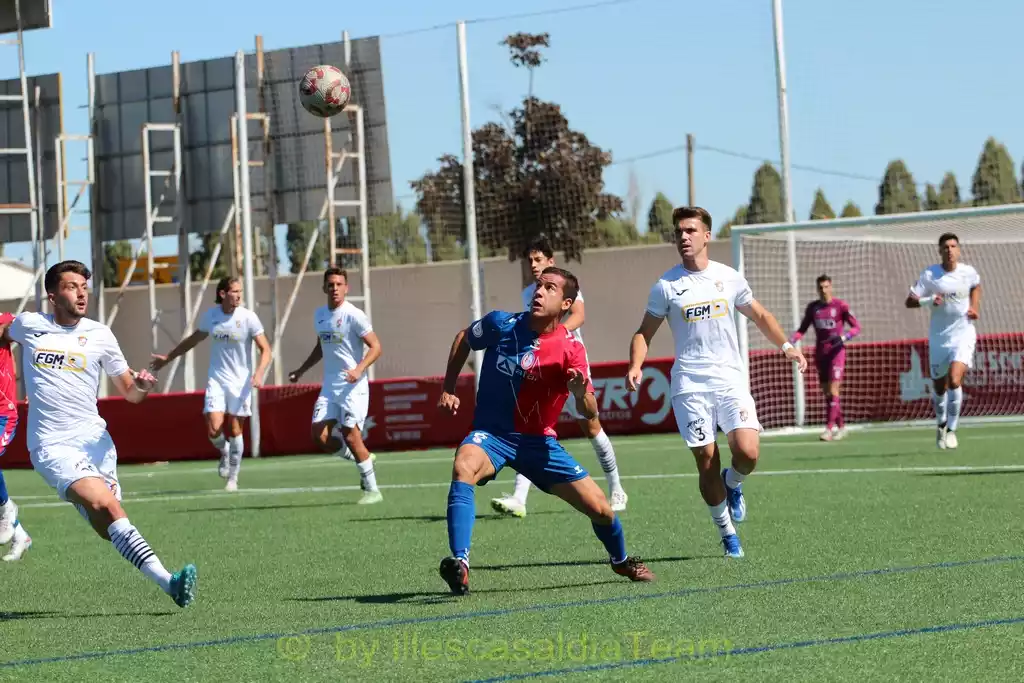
<box><xmin>671</xmin><ymin>388</ymin><xmax>761</xmax><ymax>448</ymax></box>
<box><xmin>204</xmin><ymin>378</ymin><xmax>252</xmax><ymax>417</ymax></box>
<box><xmin>929</xmin><ymin>332</ymin><xmax>976</xmax><ymax>380</ymax></box>
<box><xmin>31</xmin><ymin>429</ymin><xmax>121</xmax><ymax>502</ymax></box>
<box><xmin>312</xmin><ymin>387</ymin><xmax>369</xmax><ymax>431</ymax></box>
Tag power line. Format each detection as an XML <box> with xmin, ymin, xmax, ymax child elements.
<box><xmin>377</xmin><ymin>0</ymin><xmax>651</xmax><ymax>39</ymax></box>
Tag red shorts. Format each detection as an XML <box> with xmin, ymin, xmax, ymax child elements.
<box><xmin>0</xmin><ymin>412</ymin><xmax>16</xmax><ymax>457</ymax></box>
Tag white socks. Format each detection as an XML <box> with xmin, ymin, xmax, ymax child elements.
<box><xmin>209</xmin><ymin>433</ymin><xmax>229</xmax><ymax>460</ymax></box>
<box><xmin>947</xmin><ymin>387</ymin><xmax>963</xmax><ymax>430</ymax></box>
<box><xmin>512</xmin><ymin>473</ymin><xmax>533</xmax><ymax>504</ymax></box>
<box><xmin>709</xmin><ymin>501</ymin><xmax>736</xmax><ymax>538</ymax></box>
<box><xmin>227</xmin><ymin>435</ymin><xmax>244</xmax><ymax>480</ymax></box>
<box><xmin>725</xmin><ymin>468</ymin><xmax>747</xmax><ymax>490</ymax></box>
<box><xmin>933</xmin><ymin>391</ymin><xmax>948</xmax><ymax>426</ymax></box>
<box><xmin>357</xmin><ymin>458</ymin><xmax>378</xmax><ymax>492</ymax></box>
<box><xmin>590</xmin><ymin>430</ymin><xmax>622</xmax><ymax>492</ymax></box>
<box><xmin>108</xmin><ymin>518</ymin><xmax>172</xmax><ymax>594</ymax></box>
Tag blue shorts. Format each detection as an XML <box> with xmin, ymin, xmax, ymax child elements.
<box><xmin>0</xmin><ymin>413</ymin><xmax>16</xmax><ymax>458</ymax></box>
<box><xmin>460</xmin><ymin>430</ymin><xmax>589</xmax><ymax>493</ymax></box>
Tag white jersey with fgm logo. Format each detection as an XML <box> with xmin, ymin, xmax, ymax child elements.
<box><xmin>909</xmin><ymin>263</ymin><xmax>980</xmax><ymax>349</ymax></box>
<box><xmin>8</xmin><ymin>312</ymin><xmax>129</xmax><ymax>451</ymax></box>
<box><xmin>315</xmin><ymin>301</ymin><xmax>373</xmax><ymax>395</ymax></box>
<box><xmin>522</xmin><ymin>283</ymin><xmax>584</xmax><ymax>343</ymax></box>
<box><xmin>197</xmin><ymin>305</ymin><xmax>265</xmax><ymax>390</ymax></box>
<box><xmin>646</xmin><ymin>260</ymin><xmax>753</xmax><ymax>395</ymax></box>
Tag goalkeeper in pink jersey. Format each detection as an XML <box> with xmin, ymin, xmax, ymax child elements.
<box><xmin>790</xmin><ymin>275</ymin><xmax>861</xmax><ymax>441</ymax></box>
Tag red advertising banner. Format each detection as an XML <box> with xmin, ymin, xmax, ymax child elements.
<box><xmin>1</xmin><ymin>333</ymin><xmax>1020</xmax><ymax>469</ymax></box>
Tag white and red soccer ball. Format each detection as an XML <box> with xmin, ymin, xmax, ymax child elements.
<box><xmin>299</xmin><ymin>65</ymin><xmax>351</xmax><ymax>118</ymax></box>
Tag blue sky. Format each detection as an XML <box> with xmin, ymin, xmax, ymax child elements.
<box><xmin>3</xmin><ymin>0</ymin><xmax>1023</xmax><ymax>270</ymax></box>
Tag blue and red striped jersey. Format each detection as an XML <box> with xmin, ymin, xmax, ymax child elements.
<box><xmin>467</xmin><ymin>310</ymin><xmax>593</xmax><ymax>437</ymax></box>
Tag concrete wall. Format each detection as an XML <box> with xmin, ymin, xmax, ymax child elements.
<box><xmin>1</xmin><ymin>241</ymin><xmax>732</xmax><ymax>396</ymax></box>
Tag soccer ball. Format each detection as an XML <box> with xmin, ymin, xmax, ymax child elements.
<box><xmin>298</xmin><ymin>65</ymin><xmax>351</xmax><ymax>118</ymax></box>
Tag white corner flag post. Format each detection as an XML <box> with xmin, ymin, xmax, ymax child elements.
<box><xmin>772</xmin><ymin>0</ymin><xmax>805</xmax><ymax>427</ymax></box>
<box><xmin>235</xmin><ymin>50</ymin><xmax>261</xmax><ymax>457</ymax></box>
<box><xmin>456</xmin><ymin>21</ymin><xmax>484</xmax><ymax>390</ymax></box>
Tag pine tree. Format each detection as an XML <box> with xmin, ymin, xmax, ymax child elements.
<box><xmin>746</xmin><ymin>162</ymin><xmax>784</xmax><ymax>224</ymax></box>
<box><xmin>925</xmin><ymin>172</ymin><xmax>961</xmax><ymax>210</ymax></box>
<box><xmin>971</xmin><ymin>137</ymin><xmax>1020</xmax><ymax>206</ymax></box>
<box><xmin>809</xmin><ymin>189</ymin><xmax>835</xmax><ymax>220</ymax></box>
<box><xmin>646</xmin><ymin>192</ymin><xmax>675</xmax><ymax>242</ymax></box>
<box><xmin>839</xmin><ymin>201</ymin><xmax>862</xmax><ymax>218</ymax></box>
<box><xmin>716</xmin><ymin>205</ymin><xmax>747</xmax><ymax>239</ymax></box>
<box><xmin>285</xmin><ymin>222</ymin><xmax>329</xmax><ymax>274</ymax></box>
<box><xmin>875</xmin><ymin>160</ymin><xmax>920</xmax><ymax>214</ymax></box>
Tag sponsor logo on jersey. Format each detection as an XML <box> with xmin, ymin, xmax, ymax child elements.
<box><xmin>496</xmin><ymin>353</ymin><xmax>538</xmax><ymax>381</ymax></box>
<box><xmin>318</xmin><ymin>331</ymin><xmax>346</xmax><ymax>344</ymax></box>
<box><xmin>33</xmin><ymin>348</ymin><xmax>87</xmax><ymax>372</ymax></box>
<box><xmin>682</xmin><ymin>299</ymin><xmax>729</xmax><ymax>323</ymax></box>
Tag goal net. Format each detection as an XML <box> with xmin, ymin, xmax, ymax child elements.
<box><xmin>732</xmin><ymin>204</ymin><xmax>1024</xmax><ymax>433</ymax></box>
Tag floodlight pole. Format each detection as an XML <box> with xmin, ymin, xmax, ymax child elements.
<box><xmin>456</xmin><ymin>21</ymin><xmax>484</xmax><ymax>390</ymax></box>
<box><xmin>771</xmin><ymin>0</ymin><xmax>805</xmax><ymax>427</ymax></box>
<box><xmin>235</xmin><ymin>50</ymin><xmax>261</xmax><ymax>458</ymax></box>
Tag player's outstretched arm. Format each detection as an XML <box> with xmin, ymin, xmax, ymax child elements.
<box><xmin>110</xmin><ymin>368</ymin><xmax>157</xmax><ymax>404</ymax></box>
<box><xmin>288</xmin><ymin>339</ymin><xmax>323</xmax><ymax>383</ymax></box>
<box><xmin>627</xmin><ymin>313</ymin><xmax>664</xmax><ymax>391</ymax></box>
<box><xmin>738</xmin><ymin>299</ymin><xmax>808</xmax><ymax>373</ymax></box>
<box><xmin>151</xmin><ymin>330</ymin><xmax>209</xmax><ymax>372</ymax></box>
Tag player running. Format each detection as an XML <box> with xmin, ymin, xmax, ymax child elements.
<box><xmin>0</xmin><ymin>261</ymin><xmax>196</xmax><ymax>606</ymax></box>
<box><xmin>628</xmin><ymin>207</ymin><xmax>806</xmax><ymax>559</ymax></box>
<box><xmin>905</xmin><ymin>232</ymin><xmax>981</xmax><ymax>450</ymax></box>
<box><xmin>0</xmin><ymin>311</ymin><xmax>32</xmax><ymax>561</ymax></box>
<box><xmin>151</xmin><ymin>277</ymin><xmax>271</xmax><ymax>491</ymax></box>
<box><xmin>490</xmin><ymin>236</ymin><xmax>627</xmax><ymax>518</ymax></box>
<box><xmin>790</xmin><ymin>274</ymin><xmax>861</xmax><ymax>441</ymax></box>
<box><xmin>437</xmin><ymin>266</ymin><xmax>654</xmax><ymax>595</ymax></box>
<box><xmin>288</xmin><ymin>267</ymin><xmax>383</xmax><ymax>504</ymax></box>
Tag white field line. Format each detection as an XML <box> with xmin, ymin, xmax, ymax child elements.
<box><xmin>17</xmin><ymin>462</ymin><xmax>1024</xmax><ymax>511</ymax></box>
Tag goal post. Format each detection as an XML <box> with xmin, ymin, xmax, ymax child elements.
<box><xmin>731</xmin><ymin>203</ymin><xmax>1024</xmax><ymax>434</ymax></box>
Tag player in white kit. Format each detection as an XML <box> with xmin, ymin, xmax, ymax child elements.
<box><xmin>627</xmin><ymin>207</ymin><xmax>806</xmax><ymax>558</ymax></box>
<box><xmin>0</xmin><ymin>261</ymin><xmax>196</xmax><ymax>607</ymax></box>
<box><xmin>490</xmin><ymin>236</ymin><xmax>628</xmax><ymax>518</ymax></box>
<box><xmin>151</xmin><ymin>277</ymin><xmax>272</xmax><ymax>491</ymax></box>
<box><xmin>288</xmin><ymin>268</ymin><xmax>383</xmax><ymax>504</ymax></box>
<box><xmin>905</xmin><ymin>232</ymin><xmax>981</xmax><ymax>450</ymax></box>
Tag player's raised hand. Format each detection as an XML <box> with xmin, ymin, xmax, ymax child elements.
<box><xmin>566</xmin><ymin>368</ymin><xmax>588</xmax><ymax>395</ymax></box>
<box><xmin>784</xmin><ymin>345</ymin><xmax>808</xmax><ymax>373</ymax></box>
<box><xmin>626</xmin><ymin>366</ymin><xmax>643</xmax><ymax>392</ymax></box>
<box><xmin>438</xmin><ymin>391</ymin><xmax>460</xmax><ymax>416</ymax></box>
<box><xmin>149</xmin><ymin>353</ymin><xmax>168</xmax><ymax>372</ymax></box>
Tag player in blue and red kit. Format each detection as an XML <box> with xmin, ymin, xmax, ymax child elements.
<box><xmin>790</xmin><ymin>274</ymin><xmax>861</xmax><ymax>441</ymax></box>
<box><xmin>436</xmin><ymin>267</ymin><xmax>655</xmax><ymax>595</ymax></box>
<box><xmin>0</xmin><ymin>311</ymin><xmax>32</xmax><ymax>561</ymax></box>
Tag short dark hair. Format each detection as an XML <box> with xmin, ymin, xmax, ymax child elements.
<box><xmin>671</xmin><ymin>206</ymin><xmax>713</xmax><ymax>233</ymax></box>
<box><xmin>816</xmin><ymin>274</ymin><xmax>831</xmax><ymax>286</ymax></box>
<box><xmin>215</xmin><ymin>276</ymin><xmax>241</xmax><ymax>304</ymax></box>
<box><xmin>44</xmin><ymin>260</ymin><xmax>91</xmax><ymax>293</ymax></box>
<box><xmin>523</xmin><ymin>235</ymin><xmax>554</xmax><ymax>260</ymax></box>
<box><xmin>323</xmin><ymin>267</ymin><xmax>348</xmax><ymax>285</ymax></box>
<box><xmin>540</xmin><ymin>266</ymin><xmax>579</xmax><ymax>304</ymax></box>
<box><xmin>938</xmin><ymin>232</ymin><xmax>959</xmax><ymax>247</ymax></box>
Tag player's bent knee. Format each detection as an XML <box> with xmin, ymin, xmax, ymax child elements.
<box><xmin>728</xmin><ymin>429</ymin><xmax>760</xmax><ymax>462</ymax></box>
<box><xmin>689</xmin><ymin>444</ymin><xmax>718</xmax><ymax>471</ymax></box>
<box><xmin>451</xmin><ymin>445</ymin><xmax>493</xmax><ymax>484</ymax></box>
<box><xmin>341</xmin><ymin>426</ymin><xmax>363</xmax><ymax>448</ymax></box>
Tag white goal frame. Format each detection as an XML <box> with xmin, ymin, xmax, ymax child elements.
<box><xmin>730</xmin><ymin>202</ymin><xmax>1024</xmax><ymax>435</ymax></box>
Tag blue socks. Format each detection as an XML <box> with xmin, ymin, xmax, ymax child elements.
<box><xmin>447</xmin><ymin>481</ymin><xmax>475</xmax><ymax>562</ymax></box>
<box><xmin>592</xmin><ymin>515</ymin><xmax>627</xmax><ymax>565</ymax></box>
<box><xmin>0</xmin><ymin>470</ymin><xmax>8</xmax><ymax>506</ymax></box>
